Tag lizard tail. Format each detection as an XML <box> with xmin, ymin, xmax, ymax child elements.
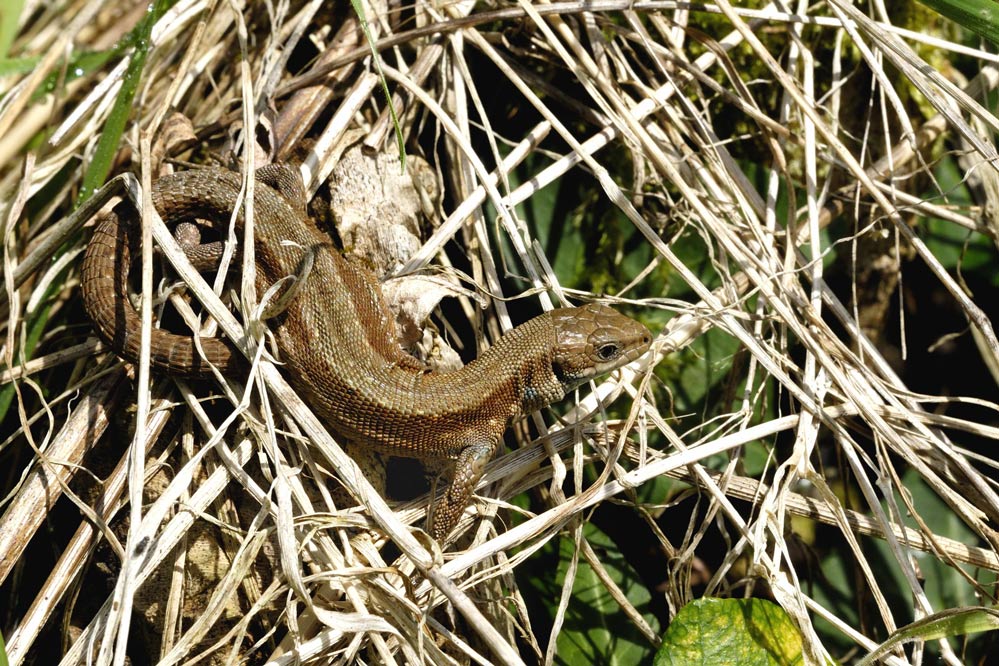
<box><xmin>80</xmin><ymin>200</ymin><xmax>241</xmax><ymax>377</ymax></box>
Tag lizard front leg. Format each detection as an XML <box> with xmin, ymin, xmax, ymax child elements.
<box><xmin>431</xmin><ymin>437</ymin><xmax>499</xmax><ymax>541</ymax></box>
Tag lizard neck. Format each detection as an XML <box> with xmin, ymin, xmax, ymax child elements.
<box><xmin>445</xmin><ymin>312</ymin><xmax>566</xmax><ymax>417</ymax></box>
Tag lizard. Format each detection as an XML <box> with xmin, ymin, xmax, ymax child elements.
<box><xmin>80</xmin><ymin>165</ymin><xmax>653</xmax><ymax>541</ymax></box>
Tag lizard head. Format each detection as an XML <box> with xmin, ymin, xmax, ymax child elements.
<box><xmin>549</xmin><ymin>303</ymin><xmax>652</xmax><ymax>392</ymax></box>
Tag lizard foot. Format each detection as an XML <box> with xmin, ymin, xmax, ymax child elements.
<box><xmin>430</xmin><ymin>438</ymin><xmax>497</xmax><ymax>542</ymax></box>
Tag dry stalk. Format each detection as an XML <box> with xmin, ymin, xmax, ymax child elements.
<box><xmin>1</xmin><ymin>0</ymin><xmax>998</xmax><ymax>664</ymax></box>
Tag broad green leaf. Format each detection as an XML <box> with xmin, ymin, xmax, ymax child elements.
<box><xmin>921</xmin><ymin>158</ymin><xmax>994</xmax><ymax>276</ymax></box>
<box><xmin>522</xmin><ymin>523</ymin><xmax>658</xmax><ymax>665</ymax></box>
<box><xmin>889</xmin><ymin>468</ymin><xmax>983</xmax><ymax>610</ymax></box>
<box><xmin>654</xmin><ymin>598</ymin><xmax>804</xmax><ymax>666</ymax></box>
<box><xmin>0</xmin><ymin>47</ymin><xmax>120</xmax><ymax>94</ymax></box>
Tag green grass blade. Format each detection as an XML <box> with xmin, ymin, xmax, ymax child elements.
<box><xmin>856</xmin><ymin>607</ymin><xmax>999</xmax><ymax>666</ymax></box>
<box><xmin>348</xmin><ymin>0</ymin><xmax>405</xmax><ymax>170</ymax></box>
<box><xmin>917</xmin><ymin>0</ymin><xmax>999</xmax><ymax>45</ymax></box>
<box><xmin>76</xmin><ymin>0</ymin><xmax>170</xmax><ymax>204</ymax></box>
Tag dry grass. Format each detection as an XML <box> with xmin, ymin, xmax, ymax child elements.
<box><xmin>2</xmin><ymin>0</ymin><xmax>999</xmax><ymax>664</ymax></box>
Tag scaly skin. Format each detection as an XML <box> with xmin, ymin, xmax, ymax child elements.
<box><xmin>80</xmin><ymin>166</ymin><xmax>652</xmax><ymax>540</ymax></box>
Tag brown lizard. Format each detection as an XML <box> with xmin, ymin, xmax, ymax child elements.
<box><xmin>80</xmin><ymin>165</ymin><xmax>652</xmax><ymax>540</ymax></box>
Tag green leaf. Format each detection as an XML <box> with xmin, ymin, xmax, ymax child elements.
<box><xmin>0</xmin><ymin>47</ymin><xmax>123</xmax><ymax>101</ymax></box>
<box><xmin>348</xmin><ymin>0</ymin><xmax>405</xmax><ymax>170</ymax></box>
<box><xmin>921</xmin><ymin>157</ymin><xmax>994</xmax><ymax>275</ymax></box>
<box><xmin>0</xmin><ymin>0</ymin><xmax>25</xmax><ymax>57</ymax></box>
<box><xmin>890</xmin><ymin>468</ymin><xmax>984</xmax><ymax>610</ymax></box>
<box><xmin>522</xmin><ymin>523</ymin><xmax>658</xmax><ymax>665</ymax></box>
<box><xmin>0</xmin><ymin>54</ymin><xmax>37</xmax><ymax>77</ymax></box>
<box><xmin>916</xmin><ymin>0</ymin><xmax>999</xmax><ymax>45</ymax></box>
<box><xmin>0</xmin><ymin>295</ymin><xmax>54</xmax><ymax>422</ymax></box>
<box><xmin>77</xmin><ymin>0</ymin><xmax>171</xmax><ymax>204</ymax></box>
<box><xmin>654</xmin><ymin>598</ymin><xmax>805</xmax><ymax>666</ymax></box>
<box><xmin>856</xmin><ymin>607</ymin><xmax>999</xmax><ymax>666</ymax></box>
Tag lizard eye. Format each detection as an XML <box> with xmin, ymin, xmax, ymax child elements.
<box><xmin>596</xmin><ymin>342</ymin><xmax>621</xmax><ymax>361</ymax></box>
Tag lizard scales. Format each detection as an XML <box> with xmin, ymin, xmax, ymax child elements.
<box><xmin>81</xmin><ymin>166</ymin><xmax>652</xmax><ymax>540</ymax></box>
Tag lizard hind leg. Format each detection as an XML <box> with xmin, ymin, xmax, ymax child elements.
<box><xmin>259</xmin><ymin>246</ymin><xmax>315</xmax><ymax>320</ymax></box>
<box><xmin>251</xmin><ymin>163</ymin><xmax>319</xmax><ymax>320</ymax></box>
<box><xmin>430</xmin><ymin>438</ymin><xmax>499</xmax><ymax>542</ymax></box>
